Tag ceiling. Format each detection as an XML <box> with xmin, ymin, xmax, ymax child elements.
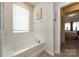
<box><xmin>27</xmin><ymin>2</ymin><xmax>40</xmax><ymax>6</ymax></box>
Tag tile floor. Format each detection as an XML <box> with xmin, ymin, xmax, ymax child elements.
<box><xmin>38</xmin><ymin>51</ymin><xmax>52</xmax><ymax>57</ymax></box>
<box><xmin>39</xmin><ymin>39</ymin><xmax>79</xmax><ymax>57</ymax></box>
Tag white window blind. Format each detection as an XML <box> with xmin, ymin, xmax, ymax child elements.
<box><xmin>13</xmin><ymin>4</ymin><xmax>30</xmax><ymax>33</ymax></box>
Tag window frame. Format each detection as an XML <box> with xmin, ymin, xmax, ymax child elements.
<box><xmin>12</xmin><ymin>4</ymin><xmax>30</xmax><ymax>33</ymax></box>
<box><xmin>73</xmin><ymin>21</ymin><xmax>79</xmax><ymax>31</ymax></box>
<box><xmin>65</xmin><ymin>22</ymin><xmax>71</xmax><ymax>31</ymax></box>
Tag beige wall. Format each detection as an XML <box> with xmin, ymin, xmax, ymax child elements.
<box><xmin>0</xmin><ymin>3</ymin><xmax>3</xmax><ymax>57</ymax></box>
<box><xmin>0</xmin><ymin>4</ymin><xmax>1</xmax><ymax>55</ymax></box>
<box><xmin>0</xmin><ymin>31</ymin><xmax>2</xmax><ymax>57</ymax></box>
<box><xmin>33</xmin><ymin>2</ymin><xmax>54</xmax><ymax>55</ymax></box>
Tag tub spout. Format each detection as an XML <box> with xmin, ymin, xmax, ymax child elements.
<box><xmin>38</xmin><ymin>40</ymin><xmax>40</xmax><ymax>43</ymax></box>
<box><xmin>35</xmin><ymin>39</ymin><xmax>40</xmax><ymax>43</ymax></box>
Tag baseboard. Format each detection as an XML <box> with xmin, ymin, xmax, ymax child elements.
<box><xmin>45</xmin><ymin>50</ymin><xmax>54</xmax><ymax>56</ymax></box>
<box><xmin>31</xmin><ymin>48</ymin><xmax>44</xmax><ymax>57</ymax></box>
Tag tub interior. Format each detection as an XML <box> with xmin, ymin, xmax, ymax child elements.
<box><xmin>3</xmin><ymin>38</ymin><xmax>44</xmax><ymax>57</ymax></box>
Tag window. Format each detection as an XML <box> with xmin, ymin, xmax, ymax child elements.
<box><xmin>65</xmin><ymin>23</ymin><xmax>71</xmax><ymax>31</ymax></box>
<box><xmin>73</xmin><ymin>22</ymin><xmax>79</xmax><ymax>31</ymax></box>
<box><xmin>13</xmin><ymin>4</ymin><xmax>30</xmax><ymax>33</ymax></box>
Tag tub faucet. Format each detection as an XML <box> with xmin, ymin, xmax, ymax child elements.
<box><xmin>38</xmin><ymin>40</ymin><xmax>40</xmax><ymax>43</ymax></box>
<box><xmin>35</xmin><ymin>39</ymin><xmax>40</xmax><ymax>43</ymax></box>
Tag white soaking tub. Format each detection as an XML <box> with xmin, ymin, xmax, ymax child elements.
<box><xmin>3</xmin><ymin>39</ymin><xmax>44</xmax><ymax>57</ymax></box>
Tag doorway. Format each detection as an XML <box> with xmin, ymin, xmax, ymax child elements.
<box><xmin>60</xmin><ymin>3</ymin><xmax>79</xmax><ymax>56</ymax></box>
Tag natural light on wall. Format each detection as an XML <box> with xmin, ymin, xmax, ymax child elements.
<box><xmin>13</xmin><ymin>4</ymin><xmax>30</xmax><ymax>33</ymax></box>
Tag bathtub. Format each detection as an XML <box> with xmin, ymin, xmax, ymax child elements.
<box><xmin>3</xmin><ymin>39</ymin><xmax>45</xmax><ymax>57</ymax></box>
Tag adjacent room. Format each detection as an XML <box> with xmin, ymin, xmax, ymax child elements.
<box><xmin>60</xmin><ymin>3</ymin><xmax>79</xmax><ymax>56</ymax></box>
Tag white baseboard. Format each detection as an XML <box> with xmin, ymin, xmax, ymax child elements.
<box><xmin>45</xmin><ymin>50</ymin><xmax>54</xmax><ymax>56</ymax></box>
<box><xmin>31</xmin><ymin>48</ymin><xmax>44</xmax><ymax>57</ymax></box>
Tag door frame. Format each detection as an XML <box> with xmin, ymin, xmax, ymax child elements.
<box><xmin>59</xmin><ymin>2</ymin><xmax>76</xmax><ymax>53</ymax></box>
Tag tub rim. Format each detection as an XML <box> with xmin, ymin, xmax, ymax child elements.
<box><xmin>12</xmin><ymin>41</ymin><xmax>45</xmax><ymax>57</ymax></box>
